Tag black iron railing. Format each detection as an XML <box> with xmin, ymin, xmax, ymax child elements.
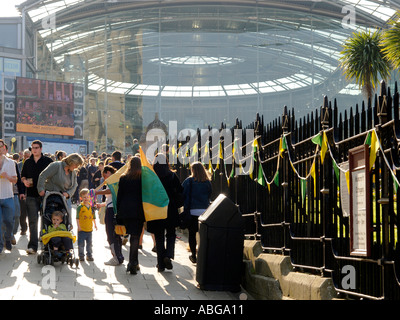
<box><xmin>174</xmin><ymin>81</ymin><xmax>400</xmax><ymax>300</ymax></box>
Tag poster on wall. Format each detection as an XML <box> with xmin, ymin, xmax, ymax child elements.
<box><xmin>15</xmin><ymin>77</ymin><xmax>75</xmax><ymax>136</ymax></box>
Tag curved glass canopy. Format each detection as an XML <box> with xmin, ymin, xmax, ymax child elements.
<box><xmin>17</xmin><ymin>0</ymin><xmax>400</xmax><ymax>153</ymax></box>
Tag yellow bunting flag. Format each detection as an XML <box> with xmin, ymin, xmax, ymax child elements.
<box><xmin>320</xmin><ymin>132</ymin><xmax>328</xmax><ymax>164</ymax></box>
<box><xmin>369</xmin><ymin>130</ymin><xmax>379</xmax><ymax>171</ymax></box>
<box><xmin>310</xmin><ymin>161</ymin><xmax>316</xmax><ymax>197</ymax></box>
<box><xmin>345</xmin><ymin>170</ymin><xmax>350</xmax><ymax>193</ymax></box>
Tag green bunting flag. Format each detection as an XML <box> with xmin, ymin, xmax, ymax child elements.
<box><xmin>311</xmin><ymin>133</ymin><xmax>322</xmax><ymax>146</ymax></box>
<box><xmin>257</xmin><ymin>163</ymin><xmax>265</xmax><ymax>187</ymax></box>
<box><xmin>274</xmin><ymin>171</ymin><xmax>279</xmax><ymax>187</ymax></box>
<box><xmin>301</xmin><ymin>179</ymin><xmax>307</xmax><ymax>204</ymax></box>
<box><xmin>333</xmin><ymin>162</ymin><xmax>340</xmax><ymax>184</ymax></box>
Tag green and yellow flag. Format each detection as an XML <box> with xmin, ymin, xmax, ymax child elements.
<box><xmin>95</xmin><ymin>164</ymin><xmax>128</xmax><ymax>214</ymax></box>
<box><xmin>365</xmin><ymin>130</ymin><xmax>379</xmax><ymax>171</ymax></box>
<box><xmin>139</xmin><ymin>146</ymin><xmax>169</xmax><ymax>222</ymax></box>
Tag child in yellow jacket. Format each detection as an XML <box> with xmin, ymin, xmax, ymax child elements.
<box><xmin>76</xmin><ymin>188</ymin><xmax>97</xmax><ymax>262</ymax></box>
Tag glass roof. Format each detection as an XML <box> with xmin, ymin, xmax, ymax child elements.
<box><xmin>18</xmin><ymin>0</ymin><xmax>400</xmax><ymax>25</ymax></box>
<box><xmin>17</xmin><ymin>0</ymin><xmax>400</xmax><ymax>98</ymax></box>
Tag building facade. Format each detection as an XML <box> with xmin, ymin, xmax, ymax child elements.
<box><xmin>2</xmin><ymin>0</ymin><xmax>400</xmax><ymax>154</ymax></box>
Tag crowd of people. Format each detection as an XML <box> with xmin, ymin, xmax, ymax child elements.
<box><xmin>0</xmin><ymin>138</ymin><xmax>212</xmax><ymax>275</ymax></box>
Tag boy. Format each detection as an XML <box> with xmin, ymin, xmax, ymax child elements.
<box><xmin>76</xmin><ymin>188</ymin><xmax>97</xmax><ymax>261</ymax></box>
<box><xmin>47</xmin><ymin>211</ymin><xmax>73</xmax><ymax>258</ymax></box>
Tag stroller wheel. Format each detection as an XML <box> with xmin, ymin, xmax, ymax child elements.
<box><xmin>37</xmin><ymin>253</ymin><xmax>42</xmax><ymax>264</ymax></box>
<box><xmin>75</xmin><ymin>258</ymin><xmax>80</xmax><ymax>268</ymax></box>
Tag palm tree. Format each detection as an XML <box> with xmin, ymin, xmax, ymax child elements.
<box><xmin>339</xmin><ymin>30</ymin><xmax>391</xmax><ymax>99</ymax></box>
<box><xmin>382</xmin><ymin>11</ymin><xmax>400</xmax><ymax>71</ymax></box>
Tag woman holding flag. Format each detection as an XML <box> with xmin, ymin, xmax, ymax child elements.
<box><xmin>116</xmin><ymin>156</ymin><xmax>145</xmax><ymax>275</ymax></box>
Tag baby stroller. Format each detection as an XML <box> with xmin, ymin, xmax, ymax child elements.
<box><xmin>37</xmin><ymin>191</ymin><xmax>79</xmax><ymax>268</ymax></box>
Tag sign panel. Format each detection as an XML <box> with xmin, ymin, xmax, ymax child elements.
<box><xmin>2</xmin><ymin>76</ymin><xmax>17</xmax><ymax>137</ymax></box>
<box><xmin>73</xmin><ymin>83</ymin><xmax>84</xmax><ymax>140</ymax></box>
<box><xmin>349</xmin><ymin>145</ymin><xmax>371</xmax><ymax>257</ymax></box>
<box><xmin>16</xmin><ymin>77</ymin><xmax>75</xmax><ymax>136</ymax></box>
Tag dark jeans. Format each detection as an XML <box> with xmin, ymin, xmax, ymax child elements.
<box><xmin>154</xmin><ymin>225</ymin><xmax>176</xmax><ymax>268</ymax></box>
<box><xmin>19</xmin><ymin>197</ymin><xmax>28</xmax><ymax>234</ymax></box>
<box><xmin>49</xmin><ymin>236</ymin><xmax>73</xmax><ymax>251</ymax></box>
<box><xmin>105</xmin><ymin>207</ymin><xmax>123</xmax><ymax>263</ymax></box>
<box><xmin>188</xmin><ymin>215</ymin><xmax>199</xmax><ymax>258</ymax></box>
<box><xmin>26</xmin><ymin>196</ymin><xmax>42</xmax><ymax>251</ymax></box>
<box><xmin>78</xmin><ymin>231</ymin><xmax>93</xmax><ymax>258</ymax></box>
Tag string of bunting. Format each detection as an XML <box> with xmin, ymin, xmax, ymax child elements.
<box><xmin>172</xmin><ymin>126</ymin><xmax>400</xmax><ymax>196</ymax></box>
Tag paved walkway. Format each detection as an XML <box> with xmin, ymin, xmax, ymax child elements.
<box><xmin>0</xmin><ymin>206</ymin><xmax>247</xmax><ymax>300</ymax></box>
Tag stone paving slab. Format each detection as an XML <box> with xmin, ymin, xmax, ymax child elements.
<box><xmin>0</xmin><ymin>206</ymin><xmax>247</xmax><ymax>301</ymax></box>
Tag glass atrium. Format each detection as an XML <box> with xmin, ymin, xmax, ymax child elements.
<box><xmin>17</xmin><ymin>0</ymin><xmax>400</xmax><ymax>153</ymax></box>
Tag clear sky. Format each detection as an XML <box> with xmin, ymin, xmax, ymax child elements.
<box><xmin>1</xmin><ymin>1</ymin><xmax>26</xmax><ymax>18</ymax></box>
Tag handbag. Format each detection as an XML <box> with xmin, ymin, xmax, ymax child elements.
<box><xmin>179</xmin><ymin>178</ymin><xmax>192</xmax><ymax>229</ymax></box>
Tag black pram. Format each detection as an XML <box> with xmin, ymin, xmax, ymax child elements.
<box><xmin>37</xmin><ymin>191</ymin><xmax>79</xmax><ymax>267</ymax></box>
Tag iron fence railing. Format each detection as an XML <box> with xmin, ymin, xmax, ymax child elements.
<box><xmin>174</xmin><ymin>81</ymin><xmax>400</xmax><ymax>300</ymax></box>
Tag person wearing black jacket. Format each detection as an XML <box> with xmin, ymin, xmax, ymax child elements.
<box><xmin>146</xmin><ymin>153</ymin><xmax>183</xmax><ymax>272</ymax></box>
<box><xmin>20</xmin><ymin>140</ymin><xmax>53</xmax><ymax>254</ymax></box>
<box><xmin>116</xmin><ymin>156</ymin><xmax>145</xmax><ymax>274</ymax></box>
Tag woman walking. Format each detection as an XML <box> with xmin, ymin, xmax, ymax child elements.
<box><xmin>182</xmin><ymin>162</ymin><xmax>212</xmax><ymax>264</ymax></box>
<box><xmin>147</xmin><ymin>153</ymin><xmax>183</xmax><ymax>272</ymax></box>
<box><xmin>37</xmin><ymin>153</ymin><xmax>84</xmax><ymax>211</ymax></box>
<box><xmin>116</xmin><ymin>156</ymin><xmax>145</xmax><ymax>274</ymax></box>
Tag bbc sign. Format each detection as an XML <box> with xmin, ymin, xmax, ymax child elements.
<box><xmin>2</xmin><ymin>77</ymin><xmax>17</xmax><ymax>137</ymax></box>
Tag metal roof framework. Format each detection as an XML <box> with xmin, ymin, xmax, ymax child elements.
<box><xmin>16</xmin><ymin>0</ymin><xmax>400</xmax><ymax>98</ymax></box>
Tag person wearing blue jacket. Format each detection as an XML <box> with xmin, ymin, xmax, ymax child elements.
<box><xmin>182</xmin><ymin>162</ymin><xmax>212</xmax><ymax>263</ymax></box>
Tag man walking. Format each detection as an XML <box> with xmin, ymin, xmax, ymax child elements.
<box><xmin>20</xmin><ymin>140</ymin><xmax>53</xmax><ymax>254</ymax></box>
<box><xmin>18</xmin><ymin>148</ymin><xmax>30</xmax><ymax>235</ymax></box>
<box><xmin>0</xmin><ymin>140</ymin><xmax>17</xmax><ymax>253</ymax></box>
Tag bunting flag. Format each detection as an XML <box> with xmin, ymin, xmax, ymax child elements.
<box><xmin>301</xmin><ymin>179</ymin><xmax>307</xmax><ymax>205</ymax></box>
<box><xmin>257</xmin><ymin>163</ymin><xmax>265</xmax><ymax>187</ymax></box>
<box><xmin>192</xmin><ymin>141</ymin><xmax>199</xmax><ymax>163</ymax></box>
<box><xmin>365</xmin><ymin>130</ymin><xmax>379</xmax><ymax>171</ymax></box>
<box><xmin>311</xmin><ymin>133</ymin><xmax>322</xmax><ymax>146</ymax></box>
<box><xmin>232</xmin><ymin>139</ymin><xmax>239</xmax><ymax>161</ymax></box>
<box><xmin>139</xmin><ymin>146</ymin><xmax>169</xmax><ymax>222</ymax></box>
<box><xmin>345</xmin><ymin>170</ymin><xmax>350</xmax><ymax>193</ymax></box>
<box><xmin>310</xmin><ymin>161</ymin><xmax>316</xmax><ymax>197</ymax></box>
<box><xmin>311</xmin><ymin>132</ymin><xmax>328</xmax><ymax>163</ymax></box>
<box><xmin>320</xmin><ymin>132</ymin><xmax>328</xmax><ymax>164</ymax></box>
<box><xmin>253</xmin><ymin>139</ymin><xmax>259</xmax><ymax>161</ymax></box>
<box><xmin>230</xmin><ymin>164</ymin><xmax>235</xmax><ymax>178</ymax></box>
<box><xmin>279</xmin><ymin>136</ymin><xmax>287</xmax><ymax>158</ymax></box>
<box><xmin>333</xmin><ymin>162</ymin><xmax>340</xmax><ymax>184</ymax></box>
<box><xmin>219</xmin><ymin>141</ymin><xmax>224</xmax><ymax>160</ymax></box>
<box><xmin>216</xmin><ymin>141</ymin><xmax>223</xmax><ymax>169</ymax></box>
<box><xmin>274</xmin><ymin>171</ymin><xmax>280</xmax><ymax>187</ymax></box>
